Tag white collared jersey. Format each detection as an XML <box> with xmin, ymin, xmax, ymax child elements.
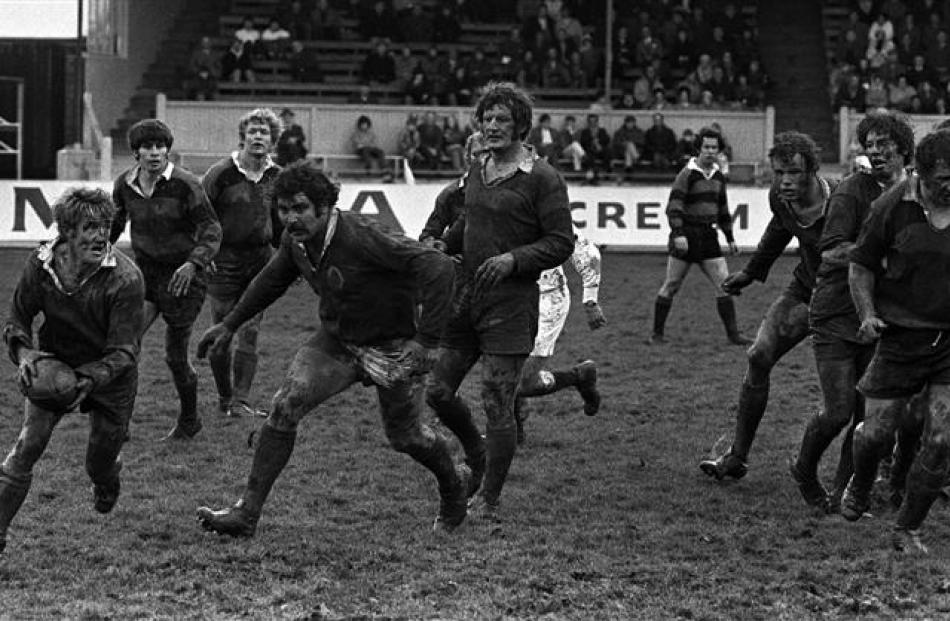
<box><xmin>537</xmin><ymin>236</ymin><xmax>601</xmax><ymax>304</ymax></box>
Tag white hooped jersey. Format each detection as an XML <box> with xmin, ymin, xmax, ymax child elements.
<box><xmin>537</xmin><ymin>236</ymin><xmax>601</xmax><ymax>303</ymax></box>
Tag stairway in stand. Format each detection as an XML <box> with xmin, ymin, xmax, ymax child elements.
<box><xmin>757</xmin><ymin>0</ymin><xmax>837</xmax><ymax>161</ymax></box>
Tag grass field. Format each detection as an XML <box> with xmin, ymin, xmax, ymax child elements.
<box><xmin>0</xmin><ymin>247</ymin><xmax>949</xmax><ymax>620</ymax></box>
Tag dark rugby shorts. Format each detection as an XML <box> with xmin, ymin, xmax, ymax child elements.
<box><xmin>670</xmin><ymin>223</ymin><xmax>723</xmax><ymax>263</ymax></box>
<box><xmin>858</xmin><ymin>326</ymin><xmax>950</xmax><ymax>399</ymax></box>
<box><xmin>440</xmin><ymin>280</ymin><xmax>539</xmax><ymax>355</ymax></box>
<box><xmin>138</xmin><ymin>257</ymin><xmax>208</xmax><ymax>328</ymax></box>
<box><xmin>208</xmin><ymin>247</ymin><xmax>271</xmax><ymax>302</ymax></box>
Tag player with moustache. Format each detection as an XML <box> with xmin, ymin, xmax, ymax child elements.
<box><xmin>790</xmin><ymin>111</ymin><xmax>914</xmax><ymax>513</ymax></box>
<box><xmin>202</xmin><ymin>108</ymin><xmax>283</xmax><ymax>418</ymax></box>
<box><xmin>194</xmin><ymin>161</ymin><xmax>469</xmax><ymax>537</ymax></box>
<box><xmin>841</xmin><ymin>129</ymin><xmax>950</xmax><ymax>554</ymax></box>
<box><xmin>111</xmin><ymin>119</ymin><xmax>222</xmax><ymax>441</ymax></box>
<box><xmin>700</xmin><ymin>132</ymin><xmax>836</xmax><ymax>481</ymax></box>
<box><xmin>424</xmin><ymin>82</ymin><xmax>574</xmax><ymax>525</ymax></box>
<box><xmin>0</xmin><ymin>188</ymin><xmax>145</xmax><ymax>554</ymax></box>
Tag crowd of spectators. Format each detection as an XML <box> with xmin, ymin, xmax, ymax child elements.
<box><xmin>830</xmin><ymin>0</ymin><xmax>950</xmax><ymax>116</ymax></box>
<box><xmin>183</xmin><ymin>0</ymin><xmax>766</xmax><ymax>111</ymax></box>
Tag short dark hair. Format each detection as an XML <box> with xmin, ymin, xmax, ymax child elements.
<box><xmin>273</xmin><ymin>160</ymin><xmax>340</xmax><ymax>213</ymax></box>
<box><xmin>474</xmin><ymin>81</ymin><xmax>534</xmax><ymax>140</ymax></box>
<box><xmin>53</xmin><ymin>187</ymin><xmax>116</xmax><ymax>236</ymax></box>
<box><xmin>768</xmin><ymin>131</ymin><xmax>821</xmax><ymax>173</ymax></box>
<box><xmin>356</xmin><ymin>114</ymin><xmax>372</xmax><ymax>127</ymax></box>
<box><xmin>128</xmin><ymin>119</ymin><xmax>173</xmax><ymax>151</ymax></box>
<box><xmin>856</xmin><ymin>110</ymin><xmax>915</xmax><ymax>165</ymax></box>
<box><xmin>915</xmin><ymin>129</ymin><xmax>950</xmax><ymax>178</ymax></box>
<box><xmin>538</xmin><ymin>113</ymin><xmax>551</xmax><ymax>123</ymax></box>
<box><xmin>694</xmin><ymin>126</ymin><xmax>724</xmax><ymax>151</ymax></box>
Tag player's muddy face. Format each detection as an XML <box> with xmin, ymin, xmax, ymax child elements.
<box><xmin>480</xmin><ymin>104</ymin><xmax>517</xmax><ymax>151</ymax></box>
<box><xmin>277</xmin><ymin>192</ymin><xmax>323</xmax><ymax>242</ymax></box>
<box><xmin>863</xmin><ymin>130</ymin><xmax>903</xmax><ymax>184</ymax></box>
<box><xmin>920</xmin><ymin>161</ymin><xmax>950</xmax><ymax>209</ymax></box>
<box><xmin>134</xmin><ymin>142</ymin><xmax>169</xmax><ymax>174</ymax></box>
<box><xmin>698</xmin><ymin>137</ymin><xmax>720</xmax><ymax>168</ymax></box>
<box><xmin>242</xmin><ymin>121</ymin><xmax>274</xmax><ymax>157</ymax></box>
<box><xmin>770</xmin><ymin>154</ymin><xmax>808</xmax><ymax>202</ymax></box>
<box><xmin>68</xmin><ymin>216</ymin><xmax>112</xmax><ymax>268</ymax></box>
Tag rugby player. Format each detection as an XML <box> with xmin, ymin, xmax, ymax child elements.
<box><xmin>0</xmin><ymin>188</ymin><xmax>145</xmax><ymax>554</ymax></box>
<box><xmin>790</xmin><ymin>111</ymin><xmax>913</xmax><ymax>512</ymax></box>
<box><xmin>195</xmin><ymin>161</ymin><xmax>468</xmax><ymax>536</ymax></box>
<box><xmin>841</xmin><ymin>129</ymin><xmax>950</xmax><ymax>554</ymax></box>
<box><xmin>111</xmin><ymin>119</ymin><xmax>222</xmax><ymax>440</ymax></box>
<box><xmin>648</xmin><ymin>126</ymin><xmax>750</xmax><ymax>346</ymax></box>
<box><xmin>202</xmin><ymin>108</ymin><xmax>283</xmax><ymax>418</ymax></box>
<box><xmin>425</xmin><ymin>82</ymin><xmax>574</xmax><ymax>525</ymax></box>
<box><xmin>699</xmin><ymin>132</ymin><xmax>835</xmax><ymax>481</ymax></box>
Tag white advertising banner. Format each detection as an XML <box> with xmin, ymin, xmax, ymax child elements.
<box><xmin>0</xmin><ymin>181</ymin><xmax>785</xmax><ymax>251</ymax></box>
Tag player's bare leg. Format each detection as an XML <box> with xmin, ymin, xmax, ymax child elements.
<box><xmin>515</xmin><ymin>356</ymin><xmax>600</xmax><ymax>444</ymax></box>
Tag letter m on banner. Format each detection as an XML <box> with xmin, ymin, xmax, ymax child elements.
<box><xmin>13</xmin><ymin>187</ymin><xmax>54</xmax><ymax>231</ymax></box>
<box><xmin>349</xmin><ymin>190</ymin><xmax>404</xmax><ymax>235</ymax></box>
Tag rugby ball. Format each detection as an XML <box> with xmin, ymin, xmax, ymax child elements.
<box><xmin>26</xmin><ymin>358</ymin><xmax>79</xmax><ymax>410</ymax></box>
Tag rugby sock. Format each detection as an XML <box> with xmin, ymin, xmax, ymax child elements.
<box><xmin>239</xmin><ymin>425</ymin><xmax>297</xmax><ymax>516</ymax></box>
<box><xmin>208</xmin><ymin>348</ymin><xmax>233</xmax><ymax>409</ymax></box>
<box><xmin>652</xmin><ymin>295</ymin><xmax>672</xmax><ymax>336</ymax></box>
<box><xmin>432</xmin><ymin>395</ymin><xmax>485</xmax><ymax>467</ymax></box>
<box><xmin>716</xmin><ymin>296</ymin><xmax>747</xmax><ymax>343</ymax></box>
<box><xmin>173</xmin><ymin>374</ymin><xmax>200</xmax><ymax>430</ymax></box>
<box><xmin>0</xmin><ymin>468</ymin><xmax>31</xmax><ymax>551</ymax></box>
<box><xmin>403</xmin><ymin>430</ymin><xmax>462</xmax><ymax>500</ymax></box>
<box><xmin>519</xmin><ymin>369</ymin><xmax>570</xmax><ymax>397</ymax></box>
<box><xmin>481</xmin><ymin>427</ymin><xmax>517</xmax><ymax>506</ymax></box>
<box><xmin>896</xmin><ymin>459</ymin><xmax>946</xmax><ymax>531</ymax></box>
<box><xmin>731</xmin><ymin>377</ymin><xmax>769</xmax><ymax>461</ymax></box>
<box><xmin>232</xmin><ymin>350</ymin><xmax>259</xmax><ymax>405</ymax></box>
<box><xmin>830</xmin><ymin>422</ymin><xmax>856</xmax><ymax>499</ymax></box>
<box><xmin>795</xmin><ymin>412</ymin><xmax>839</xmax><ymax>480</ymax></box>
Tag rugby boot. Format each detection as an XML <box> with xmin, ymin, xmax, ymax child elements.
<box><xmin>789</xmin><ymin>459</ymin><xmax>829</xmax><ymax>511</ymax></box>
<box><xmin>92</xmin><ymin>458</ymin><xmax>122</xmax><ymax>514</ymax></box>
<box><xmin>467</xmin><ymin>493</ymin><xmax>502</xmax><ymax>533</ymax></box>
<box><xmin>892</xmin><ymin>528</ymin><xmax>928</xmax><ymax>555</ymax></box>
<box><xmin>163</xmin><ymin>376</ymin><xmax>202</xmax><ymax>441</ymax></box>
<box><xmin>840</xmin><ymin>479</ymin><xmax>872</xmax><ymax>521</ymax></box>
<box><xmin>716</xmin><ymin>296</ymin><xmax>752</xmax><ymax>346</ymax></box>
<box><xmin>196</xmin><ymin>425</ymin><xmax>296</xmax><ymax>538</ymax></box>
<box><xmin>574</xmin><ymin>361</ymin><xmax>601</xmax><ymax>416</ymax></box>
<box><xmin>229</xmin><ymin>401</ymin><xmax>269</xmax><ymax>418</ymax></box>
<box><xmin>0</xmin><ymin>470</ymin><xmax>31</xmax><ymax>555</ymax></box>
<box><xmin>648</xmin><ymin>295</ymin><xmax>672</xmax><ymax>345</ymax></box>
<box><xmin>162</xmin><ymin>419</ymin><xmax>203</xmax><ymax>441</ymax></box>
<box><xmin>432</xmin><ymin>464</ymin><xmax>471</xmax><ymax>534</ymax></box>
<box><xmin>699</xmin><ymin>450</ymin><xmax>748</xmax><ymax>481</ymax></box>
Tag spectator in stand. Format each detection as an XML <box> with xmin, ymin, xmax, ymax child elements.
<box><xmin>867</xmin><ymin>27</ymin><xmax>897</xmax><ymax>74</ymax></box>
<box><xmin>644</xmin><ymin>112</ymin><xmax>678</xmax><ymax>170</ymax></box>
<box><xmin>499</xmin><ymin>27</ymin><xmax>526</xmax><ymax>68</ymax></box>
<box><xmin>633</xmin><ymin>64</ymin><xmax>663</xmax><ymax>109</ymax></box>
<box><xmin>559</xmin><ymin>114</ymin><xmax>586</xmax><ymax>172</ymax></box>
<box><xmin>675</xmin><ymin>128</ymin><xmax>698</xmax><ymax>167</ymax></box>
<box><xmin>185</xmin><ymin>36</ymin><xmax>221</xmax><ymax>100</ymax></box>
<box><xmin>693</xmin><ymin>53</ymin><xmax>715</xmax><ymax>92</ymax></box>
<box><xmin>522</xmin><ymin>3</ymin><xmax>555</xmax><ymax>53</ymax></box>
<box><xmin>397</xmin><ymin>114</ymin><xmax>423</xmax><ymax>169</ymax></box>
<box><xmin>704</xmin><ymin>26</ymin><xmax>731</xmax><ymax>64</ymax></box>
<box><xmin>898</xmin><ymin>12</ymin><xmax>923</xmax><ymax>53</ymax></box>
<box><xmin>283</xmin><ymin>0</ymin><xmax>312</xmax><ymax>41</ymax></box>
<box><xmin>399</xmin><ymin>3</ymin><xmax>432</xmax><ymax>43</ymax></box>
<box><xmin>221</xmin><ymin>38</ymin><xmax>256</xmax><ymax>83</ymax></box>
<box><xmin>527</xmin><ymin>113</ymin><xmax>562</xmax><ymax>165</ymax></box>
<box><xmin>557</xmin><ymin>5</ymin><xmax>584</xmax><ymax>49</ymax></box>
<box><xmin>405</xmin><ymin>68</ymin><xmax>431</xmax><ymax>105</ymax></box>
<box><xmin>287</xmin><ymin>41</ymin><xmax>323</xmax><ymax>83</ymax></box>
<box><xmin>889</xmin><ymin>74</ymin><xmax>918</xmax><ymax>111</ymax></box>
<box><xmin>579</xmin><ymin>113</ymin><xmax>611</xmax><ymax>185</ymax></box>
<box><xmin>540</xmin><ymin>46</ymin><xmax>572</xmax><ymax>88</ymax></box>
<box><xmin>688</xmin><ymin>5</ymin><xmax>713</xmax><ymax>53</ymax></box>
<box><xmin>733</xmin><ymin>74</ymin><xmax>761</xmax><ymax>109</ymax></box>
<box><xmin>674</xmin><ymin>85</ymin><xmax>694</xmax><ymax>109</ymax></box>
<box><xmin>420</xmin><ymin>46</ymin><xmax>450</xmax><ymax>104</ymax></box>
<box><xmin>847</xmin><ymin>10</ymin><xmax>871</xmax><ymax>52</ymax></box>
<box><xmin>834</xmin><ymin>73</ymin><xmax>868</xmax><ymax>112</ymax></box>
<box><xmin>716</xmin><ymin>2</ymin><xmax>744</xmax><ymax>48</ymax></box>
<box><xmin>635</xmin><ymin>26</ymin><xmax>664</xmax><ymax>69</ymax></box>
<box><xmin>615</xmin><ymin>89</ymin><xmax>636</xmax><ymax>110</ymax></box>
<box><xmin>868</xmin><ymin>11</ymin><xmax>895</xmax><ymax>47</ymax></box>
<box><xmin>720</xmin><ymin>51</ymin><xmax>739</xmax><ymax>84</ymax></box>
<box><xmin>234</xmin><ymin>17</ymin><xmax>262</xmax><ymax>58</ymax></box>
<box><xmin>926</xmin><ymin>30</ymin><xmax>950</xmax><ymax>86</ymax></box>
<box><xmin>446</xmin><ymin>64</ymin><xmax>474</xmax><ymax>106</ymax></box>
<box><xmin>895</xmin><ymin>31</ymin><xmax>920</xmax><ymax>73</ymax></box>
<box><xmin>362</xmin><ymin>39</ymin><xmax>396</xmax><ymax>85</ymax></box>
<box><xmin>359</xmin><ymin>1</ymin><xmax>397</xmax><ymax>41</ymax></box>
<box><xmin>351</xmin><ymin>115</ymin><xmax>390</xmax><ymax>180</ymax></box>
<box><xmin>865</xmin><ymin>73</ymin><xmax>889</xmax><ymax>108</ymax></box>
<box><xmin>837</xmin><ymin>28</ymin><xmax>866</xmax><ymax>68</ymax></box>
<box><xmin>708</xmin><ymin>65</ymin><xmax>736</xmax><ymax>106</ymax></box>
<box><xmin>552</xmin><ymin>27</ymin><xmax>578</xmax><ymax>63</ymax></box>
<box><xmin>566</xmin><ymin>51</ymin><xmax>587</xmax><ymax>89</ymax></box>
<box><xmin>310</xmin><ymin>0</ymin><xmax>343</xmax><ymax>41</ymax></box>
<box><xmin>433</xmin><ymin>4</ymin><xmax>462</xmax><ymax>44</ymax></box>
<box><xmin>652</xmin><ymin>86</ymin><xmax>671</xmax><ymax>109</ymax></box>
<box><xmin>417</xmin><ymin>111</ymin><xmax>445</xmax><ymax>170</ymax></box>
<box><xmin>578</xmin><ymin>34</ymin><xmax>602</xmax><ymax>88</ymax></box>
<box><xmin>918</xmin><ymin>79</ymin><xmax>941</xmax><ymax>112</ymax></box>
<box><xmin>746</xmin><ymin>58</ymin><xmax>771</xmax><ymax>103</ymax></box>
<box><xmin>735</xmin><ymin>27</ymin><xmax>759</xmax><ymax>70</ymax></box>
<box><xmin>855</xmin><ymin>0</ymin><xmax>877</xmax><ymax>25</ymax></box>
<box><xmin>613</xmin><ymin>26</ymin><xmax>635</xmax><ymax>75</ymax></box>
<box><xmin>670</xmin><ymin>28</ymin><xmax>694</xmax><ymax>75</ymax></box>
<box><xmin>261</xmin><ymin>18</ymin><xmax>292</xmax><ymax>60</ymax></box>
<box><xmin>348</xmin><ymin>83</ymin><xmax>379</xmax><ymax>105</ymax></box>
<box><xmin>275</xmin><ymin>108</ymin><xmax>307</xmax><ymax>167</ymax></box>
<box><xmin>612</xmin><ymin>115</ymin><xmax>645</xmax><ymax>183</ymax></box>
<box><xmin>660</xmin><ymin>7</ymin><xmax>687</xmax><ymax>52</ymax></box>
<box><xmin>443</xmin><ymin>115</ymin><xmax>469</xmax><ymax>171</ymax></box>
<box><xmin>906</xmin><ymin>54</ymin><xmax>934</xmax><ymax>90</ymax></box>
<box><xmin>393</xmin><ymin>46</ymin><xmax>418</xmax><ymax>93</ymax></box>
<box><xmin>698</xmin><ymin>89</ymin><xmax>717</xmax><ymax>109</ymax></box>
<box><xmin>466</xmin><ymin>49</ymin><xmax>495</xmax><ymax>93</ymax></box>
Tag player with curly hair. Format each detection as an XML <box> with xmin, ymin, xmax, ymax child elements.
<box><xmin>194</xmin><ymin>161</ymin><xmax>468</xmax><ymax>537</ymax></box>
